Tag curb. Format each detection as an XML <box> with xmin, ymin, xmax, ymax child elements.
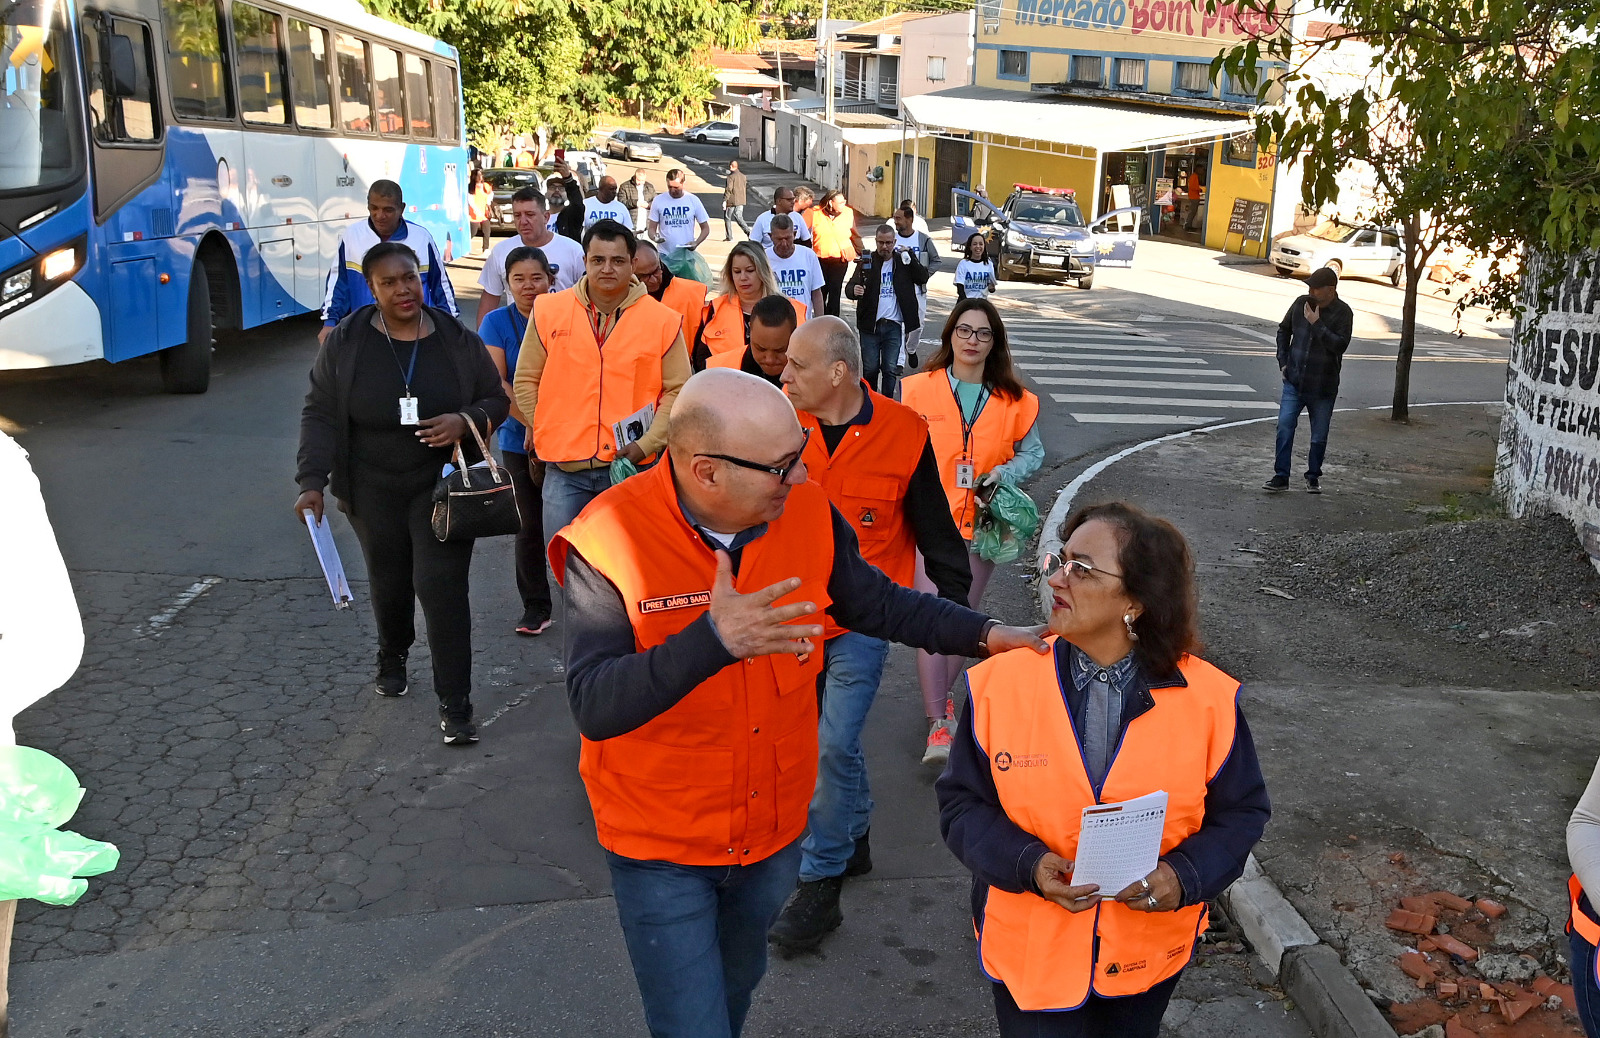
<box><xmin>1034</xmin><ymin>400</ymin><xmax>1502</xmax><ymax>1038</ymax></box>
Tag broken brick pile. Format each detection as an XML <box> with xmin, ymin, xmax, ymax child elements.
<box><xmin>1384</xmin><ymin>891</ymin><xmax>1582</xmax><ymax>1037</ymax></box>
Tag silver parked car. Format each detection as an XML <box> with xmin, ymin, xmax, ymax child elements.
<box><xmin>686</xmin><ymin>120</ymin><xmax>739</xmax><ymax>146</ymax></box>
<box><xmin>1271</xmin><ymin>220</ymin><xmax>1406</xmax><ymax>286</ymax></box>
<box><xmin>604</xmin><ymin>130</ymin><xmax>663</xmax><ymax>162</ymax></box>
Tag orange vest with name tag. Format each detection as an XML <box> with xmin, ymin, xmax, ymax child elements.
<box><xmin>797</xmin><ymin>384</ymin><xmax>927</xmax><ymax>639</ymax></box>
<box><xmin>900</xmin><ymin>370</ymin><xmax>1039</xmax><ymax>539</ymax></box>
<box><xmin>548</xmin><ymin>459</ymin><xmax>834</xmax><ymax>865</ymax></box>
<box><xmin>530</xmin><ymin>289</ymin><xmax>680</xmax><ymax>464</ymax></box>
<box><xmin>966</xmin><ymin>641</ymin><xmax>1240</xmax><ymax>1010</ymax></box>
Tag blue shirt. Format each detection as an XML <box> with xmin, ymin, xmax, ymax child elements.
<box><xmin>480</xmin><ymin>303</ymin><xmax>530</xmax><ymax>453</ymax></box>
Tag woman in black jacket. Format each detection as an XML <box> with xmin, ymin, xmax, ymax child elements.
<box><xmin>295</xmin><ymin>241</ymin><xmax>509</xmax><ymax>745</ymax></box>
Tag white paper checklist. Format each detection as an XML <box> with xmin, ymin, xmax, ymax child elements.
<box><xmin>1069</xmin><ymin>790</ymin><xmax>1168</xmax><ymax>896</ymax></box>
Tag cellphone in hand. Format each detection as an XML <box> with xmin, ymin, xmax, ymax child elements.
<box><xmin>555</xmin><ymin>148</ymin><xmax>566</xmax><ymax>162</ymax></box>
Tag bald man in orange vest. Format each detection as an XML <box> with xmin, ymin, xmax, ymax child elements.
<box><xmin>548</xmin><ymin>369</ymin><xmax>1047</xmax><ymax>1038</ymax></box>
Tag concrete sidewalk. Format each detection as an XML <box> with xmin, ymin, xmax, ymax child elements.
<box><xmin>1040</xmin><ymin>402</ymin><xmax>1600</xmax><ymax>1034</ymax></box>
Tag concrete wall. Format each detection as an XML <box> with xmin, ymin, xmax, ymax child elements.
<box><xmin>1496</xmin><ymin>250</ymin><xmax>1600</xmax><ymax>574</ymax></box>
<box><xmin>899</xmin><ymin>12</ymin><xmax>975</xmax><ymax>102</ymax></box>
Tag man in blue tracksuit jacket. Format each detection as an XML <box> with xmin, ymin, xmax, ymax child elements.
<box><xmin>319</xmin><ymin>179</ymin><xmax>458</xmax><ymax>343</ymax></box>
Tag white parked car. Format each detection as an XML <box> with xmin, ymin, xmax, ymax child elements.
<box><xmin>686</xmin><ymin>120</ymin><xmax>739</xmax><ymax>145</ymax></box>
<box><xmin>604</xmin><ymin>131</ymin><xmax>663</xmax><ymax>162</ymax></box>
<box><xmin>1271</xmin><ymin>221</ymin><xmax>1406</xmax><ymax>286</ymax></box>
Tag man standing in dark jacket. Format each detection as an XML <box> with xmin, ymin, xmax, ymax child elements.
<box><xmin>722</xmin><ymin>160</ymin><xmax>751</xmax><ymax>241</ymax></box>
<box><xmin>848</xmin><ymin>224</ymin><xmax>929</xmax><ymax>398</ymax></box>
<box><xmin>1266</xmin><ymin>266</ymin><xmax>1353</xmax><ymax>493</ymax></box>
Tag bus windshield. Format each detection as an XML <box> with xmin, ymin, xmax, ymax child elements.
<box><xmin>0</xmin><ymin>0</ymin><xmax>78</xmax><ymax>193</ymax></box>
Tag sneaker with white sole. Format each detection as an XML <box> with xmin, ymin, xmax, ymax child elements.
<box><xmin>922</xmin><ymin>717</ymin><xmax>954</xmax><ymax>766</ymax></box>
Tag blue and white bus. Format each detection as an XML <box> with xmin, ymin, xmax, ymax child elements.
<box><xmin>0</xmin><ymin>0</ymin><xmax>468</xmax><ymax>391</ymax></box>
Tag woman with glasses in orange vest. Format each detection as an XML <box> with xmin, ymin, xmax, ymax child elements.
<box><xmin>1568</xmin><ymin>761</ymin><xmax>1600</xmax><ymax>1035</ymax></box>
<box><xmin>901</xmin><ymin>298</ymin><xmax>1043</xmax><ymax>766</ymax></box>
<box><xmin>937</xmin><ymin>502</ymin><xmax>1270</xmax><ymax>1036</ymax></box>
<box><xmin>694</xmin><ymin>242</ymin><xmax>805</xmax><ymax>369</ymax></box>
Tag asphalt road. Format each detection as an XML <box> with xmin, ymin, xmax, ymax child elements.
<box><xmin>0</xmin><ymin>135</ymin><xmax>1521</xmax><ymax>1034</ymax></box>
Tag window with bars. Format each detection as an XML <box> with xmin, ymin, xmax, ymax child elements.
<box><xmin>1113</xmin><ymin>58</ymin><xmax>1145</xmax><ymax>89</ymax></box>
<box><xmin>999</xmin><ymin>50</ymin><xmax>1027</xmax><ymax>78</ymax></box>
<box><xmin>1069</xmin><ymin>55</ymin><xmax>1103</xmax><ymax>86</ymax></box>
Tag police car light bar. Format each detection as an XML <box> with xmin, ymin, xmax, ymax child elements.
<box><xmin>1013</xmin><ymin>183</ymin><xmax>1076</xmax><ymax>197</ymax></box>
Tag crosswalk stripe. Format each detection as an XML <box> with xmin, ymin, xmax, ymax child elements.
<box><xmin>1004</xmin><ymin>326</ymin><xmax>1169</xmax><ymax>343</ymax></box>
<box><xmin>1069</xmin><ymin>413</ymin><xmax>1228</xmax><ymax>425</ymax></box>
<box><xmin>1049</xmin><ymin>394</ymin><xmax>1279</xmax><ymax>410</ymax></box>
<box><xmin>1033</xmin><ymin>376</ymin><xmax>1256</xmax><ymax>392</ymax></box>
<box><xmin>1011</xmin><ymin>349</ymin><xmax>1207</xmax><ymax>364</ymax></box>
<box><xmin>1021</xmin><ymin>362</ymin><xmax>1234</xmax><ymax>376</ymax></box>
<box><xmin>1010</xmin><ymin>340</ymin><xmax>1188</xmax><ymax>354</ymax></box>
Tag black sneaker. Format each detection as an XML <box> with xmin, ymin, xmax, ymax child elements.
<box><xmin>768</xmin><ymin>876</ymin><xmax>844</xmax><ymax>953</ymax></box>
<box><xmin>1262</xmin><ymin>476</ymin><xmax>1289</xmax><ymax>492</ymax></box>
<box><xmin>843</xmin><ymin>829</ymin><xmax>873</xmax><ymax>878</ymax></box>
<box><xmin>1305</xmin><ymin>478</ymin><xmax>1322</xmax><ymax>494</ymax></box>
<box><xmin>440</xmin><ymin>714</ymin><xmax>479</xmax><ymax>745</ymax></box>
<box><xmin>369</xmin><ymin>651</ymin><xmax>408</xmax><ymax>698</ymax></box>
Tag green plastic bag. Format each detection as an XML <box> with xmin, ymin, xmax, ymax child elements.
<box><xmin>971</xmin><ymin>481</ymin><xmax>1040</xmax><ymax>564</ymax></box>
<box><xmin>609</xmin><ymin>456</ymin><xmax>640</xmax><ymax>486</ymax></box>
<box><xmin>0</xmin><ymin>746</ymin><xmax>119</xmax><ymax>905</ymax></box>
<box><xmin>661</xmin><ymin>247</ymin><xmax>713</xmax><ymax>286</ymax></box>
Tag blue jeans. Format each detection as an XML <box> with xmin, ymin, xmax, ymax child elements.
<box><xmin>1274</xmin><ymin>380</ymin><xmax>1337</xmax><ymax>481</ymax></box>
<box><xmin>541</xmin><ymin>465</ymin><xmax>613</xmax><ymax>545</ymax></box>
<box><xmin>606</xmin><ymin>841</ymin><xmax>802</xmax><ymax>1038</ymax></box>
<box><xmin>860</xmin><ymin>318</ymin><xmax>903</xmax><ymax>397</ymax></box>
<box><xmin>1572</xmin><ymin>928</ymin><xmax>1600</xmax><ymax>1038</ymax></box>
<box><xmin>800</xmin><ymin>633</ymin><xmax>891</xmax><ymax>882</ymax></box>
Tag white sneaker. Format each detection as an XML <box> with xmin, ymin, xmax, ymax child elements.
<box><xmin>922</xmin><ymin>712</ymin><xmax>954</xmax><ymax>767</ymax></box>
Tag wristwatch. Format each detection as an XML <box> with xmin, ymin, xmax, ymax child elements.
<box><xmin>978</xmin><ymin>619</ymin><xmax>999</xmax><ymax>657</ymax></box>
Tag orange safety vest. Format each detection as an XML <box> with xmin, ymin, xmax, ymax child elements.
<box><xmin>706</xmin><ymin>348</ymin><xmax>746</xmax><ymax>371</ymax></box>
<box><xmin>701</xmin><ymin>294</ymin><xmax>807</xmax><ymax>361</ymax></box>
<box><xmin>548</xmin><ymin>459</ymin><xmax>834</xmax><ymax>865</ymax></box>
<box><xmin>797</xmin><ymin>384</ymin><xmax>926</xmax><ymax>637</ymax></box>
<box><xmin>530</xmin><ymin>290</ymin><xmax>681</xmax><ymax>464</ymax></box>
<box><xmin>658</xmin><ymin>275</ymin><xmax>707</xmax><ymax>347</ymax></box>
<box><xmin>900</xmin><ymin>371</ymin><xmax>1040</xmax><ymax>540</ymax></box>
<box><xmin>813</xmin><ymin>207</ymin><xmax>858</xmax><ymax>262</ymax></box>
<box><xmin>1570</xmin><ymin>876</ymin><xmax>1600</xmax><ymax>988</ymax></box>
<box><xmin>966</xmin><ymin>642</ymin><xmax>1240</xmax><ymax>1011</ymax></box>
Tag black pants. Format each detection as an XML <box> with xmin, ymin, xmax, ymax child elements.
<box><xmin>504</xmin><ymin>450</ymin><xmax>552</xmax><ymax>623</ymax></box>
<box><xmin>992</xmin><ymin>973</ymin><xmax>1182</xmax><ymax>1038</ymax></box>
<box><xmin>820</xmin><ymin>258</ymin><xmax>850</xmax><ymax>317</ymax></box>
<box><xmin>346</xmin><ymin>476</ymin><xmax>476</xmax><ymax>713</ymax></box>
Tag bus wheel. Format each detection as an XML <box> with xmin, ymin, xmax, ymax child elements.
<box><xmin>161</xmin><ymin>262</ymin><xmax>215</xmax><ymax>394</ymax></box>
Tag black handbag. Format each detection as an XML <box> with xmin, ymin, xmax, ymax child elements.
<box><xmin>431</xmin><ymin>412</ymin><xmax>522</xmax><ymax>542</ymax></box>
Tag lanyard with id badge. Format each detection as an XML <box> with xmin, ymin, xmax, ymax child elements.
<box><xmin>948</xmin><ymin>371</ymin><xmax>990</xmax><ymax>490</ymax></box>
<box><xmin>380</xmin><ymin>313</ymin><xmax>422</xmax><ymax>425</ymax></box>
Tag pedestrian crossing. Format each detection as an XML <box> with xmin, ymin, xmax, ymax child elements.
<box><xmin>999</xmin><ymin>318</ymin><xmax>1278</xmax><ymax>430</ymax></box>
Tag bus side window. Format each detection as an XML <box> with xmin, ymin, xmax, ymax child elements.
<box><xmin>370</xmin><ymin>45</ymin><xmax>404</xmax><ymax>137</ymax></box>
<box><xmin>233</xmin><ymin>2</ymin><xmax>288</xmax><ymax>125</ymax></box>
<box><xmin>402</xmin><ymin>53</ymin><xmax>432</xmax><ymax>138</ymax></box>
<box><xmin>333</xmin><ymin>33</ymin><xmax>371</xmax><ymax>133</ymax></box>
<box><xmin>432</xmin><ymin>61</ymin><xmax>458</xmax><ymax>143</ymax></box>
<box><xmin>86</xmin><ymin>16</ymin><xmax>160</xmax><ymax>143</ymax></box>
<box><xmin>160</xmin><ymin>0</ymin><xmax>232</xmax><ymax>120</ymax></box>
<box><xmin>286</xmin><ymin>18</ymin><xmax>332</xmax><ymax>130</ymax></box>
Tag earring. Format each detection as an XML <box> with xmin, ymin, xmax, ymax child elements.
<box><xmin>1124</xmin><ymin>614</ymin><xmax>1139</xmax><ymax>642</ymax></box>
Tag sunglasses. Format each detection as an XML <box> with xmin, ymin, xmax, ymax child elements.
<box><xmin>697</xmin><ymin>427</ymin><xmax>810</xmax><ymax>481</ymax></box>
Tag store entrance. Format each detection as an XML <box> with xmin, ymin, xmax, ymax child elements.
<box><xmin>1101</xmin><ymin>151</ymin><xmax>1152</xmax><ymax>231</ymax></box>
<box><xmin>1152</xmin><ymin>144</ymin><xmax>1210</xmax><ymax>243</ymax></box>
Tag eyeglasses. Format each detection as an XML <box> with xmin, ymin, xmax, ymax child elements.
<box><xmin>1040</xmin><ymin>552</ymin><xmax>1123</xmax><ymax>583</ymax></box>
<box><xmin>952</xmin><ymin>325</ymin><xmax>994</xmax><ymax>344</ymax></box>
<box><xmin>697</xmin><ymin>427</ymin><xmax>810</xmax><ymax>481</ymax></box>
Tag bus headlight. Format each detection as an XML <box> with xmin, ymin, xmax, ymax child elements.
<box><xmin>40</xmin><ymin>248</ymin><xmax>75</xmax><ymax>282</ymax></box>
<box><xmin>3</xmin><ymin>270</ymin><xmax>32</xmax><ymax>301</ymax></box>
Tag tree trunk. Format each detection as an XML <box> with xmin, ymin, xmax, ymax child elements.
<box><xmin>1392</xmin><ymin>214</ymin><xmax>1422</xmax><ymax>422</ymax></box>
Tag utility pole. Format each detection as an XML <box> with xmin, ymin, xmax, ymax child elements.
<box><xmin>821</xmin><ymin>0</ymin><xmax>835</xmax><ymax>125</ymax></box>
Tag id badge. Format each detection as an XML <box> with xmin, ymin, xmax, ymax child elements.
<box><xmin>398</xmin><ymin>396</ymin><xmax>420</xmax><ymax>425</ymax></box>
<box><xmin>956</xmin><ymin>462</ymin><xmax>976</xmax><ymax>489</ymax></box>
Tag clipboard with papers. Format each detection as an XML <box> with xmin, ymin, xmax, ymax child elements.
<box><xmin>303</xmin><ymin>510</ymin><xmax>353</xmax><ymax>609</ymax></box>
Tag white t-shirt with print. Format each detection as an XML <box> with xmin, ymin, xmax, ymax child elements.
<box><xmin>765</xmin><ymin>246</ymin><xmax>824</xmax><ymax>319</ymax></box>
<box><xmin>582</xmin><ymin>197</ymin><xmax>633</xmax><ymax>232</ymax></box>
<box><xmin>876</xmin><ymin>260</ymin><xmax>901</xmax><ymax>325</ymax></box>
<box><xmin>649</xmin><ymin>192</ymin><xmax>710</xmax><ymax>251</ymax></box>
<box><xmin>751</xmin><ymin>210</ymin><xmax>812</xmax><ymax>249</ymax></box>
<box><xmin>478</xmin><ymin>232</ymin><xmax>585</xmax><ymax>297</ymax></box>
<box><xmin>956</xmin><ymin>259</ymin><xmax>996</xmax><ymax>299</ymax></box>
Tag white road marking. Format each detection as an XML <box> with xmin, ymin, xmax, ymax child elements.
<box><xmin>1049</xmin><ymin>394</ymin><xmax>1279</xmax><ymax>410</ymax></box>
<box><xmin>1070</xmin><ymin>413</ymin><xmax>1227</xmax><ymax>424</ymax></box>
<box><xmin>1009</xmin><ymin>340</ymin><xmax>1189</xmax><ymax>354</ymax></box>
<box><xmin>1034</xmin><ymin>376</ymin><xmax>1257</xmax><ymax>393</ymax></box>
<box><xmin>1011</xmin><ymin>349</ymin><xmax>1208</xmax><ymax>364</ymax></box>
<box><xmin>1020</xmin><ymin>362</ymin><xmax>1234</xmax><ymax>376</ymax></box>
<box><xmin>136</xmin><ymin>577</ymin><xmax>224</xmax><ymax>637</ymax></box>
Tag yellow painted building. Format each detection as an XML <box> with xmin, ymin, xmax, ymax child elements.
<box><xmin>899</xmin><ymin>0</ymin><xmax>1289</xmax><ymax>254</ymax></box>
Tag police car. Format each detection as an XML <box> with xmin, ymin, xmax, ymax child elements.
<box><xmin>951</xmin><ymin>185</ymin><xmax>1143</xmax><ymax>289</ymax></box>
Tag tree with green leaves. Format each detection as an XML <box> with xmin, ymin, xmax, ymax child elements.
<box><xmin>1216</xmin><ymin>0</ymin><xmax>1600</xmax><ymax>420</ymax></box>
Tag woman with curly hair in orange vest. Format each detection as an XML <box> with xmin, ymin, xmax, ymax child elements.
<box><xmin>901</xmin><ymin>298</ymin><xmax>1042</xmax><ymax>765</ymax></box>
<box><xmin>937</xmin><ymin>502</ymin><xmax>1270</xmax><ymax>1036</ymax></box>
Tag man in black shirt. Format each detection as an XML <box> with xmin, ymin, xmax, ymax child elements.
<box><xmin>1266</xmin><ymin>266</ymin><xmax>1354</xmax><ymax>493</ymax></box>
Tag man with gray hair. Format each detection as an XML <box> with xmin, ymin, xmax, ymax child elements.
<box><xmin>770</xmin><ymin>316</ymin><xmax>974</xmax><ymax>952</ymax></box>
